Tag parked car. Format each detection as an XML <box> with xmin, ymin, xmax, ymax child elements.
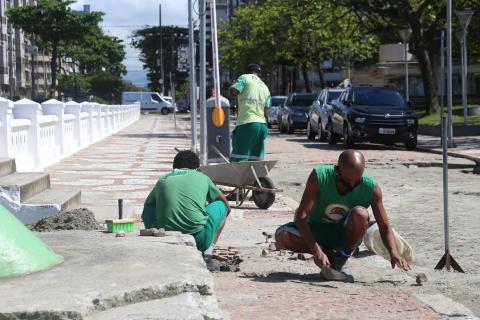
<box><xmin>267</xmin><ymin>96</ymin><xmax>287</xmax><ymax>128</ymax></box>
<box><xmin>327</xmin><ymin>87</ymin><xmax>418</xmax><ymax>149</ymax></box>
<box><xmin>278</xmin><ymin>93</ymin><xmax>317</xmax><ymax>134</ymax></box>
<box><xmin>307</xmin><ymin>88</ymin><xmax>344</xmax><ymax>141</ymax></box>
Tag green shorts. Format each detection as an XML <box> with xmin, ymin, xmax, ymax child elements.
<box><xmin>230</xmin><ymin>122</ymin><xmax>268</xmax><ymax>162</ymax></box>
<box><xmin>275</xmin><ymin>220</ymin><xmax>348</xmax><ymax>250</ymax></box>
<box><xmin>193</xmin><ymin>201</ymin><xmax>227</xmax><ymax>252</ymax></box>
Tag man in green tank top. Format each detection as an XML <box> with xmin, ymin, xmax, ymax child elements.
<box><xmin>229</xmin><ymin>63</ymin><xmax>271</xmax><ymax>162</ymax></box>
<box><xmin>142</xmin><ymin>150</ymin><xmax>230</xmax><ymax>254</ymax></box>
<box><xmin>275</xmin><ymin>150</ymin><xmax>410</xmax><ymax>282</ymax></box>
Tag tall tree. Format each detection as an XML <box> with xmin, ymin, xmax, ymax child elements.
<box><xmin>338</xmin><ymin>0</ymin><xmax>446</xmax><ymax>114</ymax></box>
<box><xmin>7</xmin><ymin>0</ymin><xmax>102</xmax><ymax>98</ymax></box>
<box><xmin>131</xmin><ymin>26</ymin><xmax>189</xmax><ymax>94</ymax></box>
<box><xmin>219</xmin><ymin>0</ymin><xmax>377</xmax><ymax>93</ymax></box>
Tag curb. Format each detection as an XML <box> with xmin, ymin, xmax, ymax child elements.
<box><xmin>415</xmin><ymin>294</ymin><xmax>479</xmax><ymax>319</ymax></box>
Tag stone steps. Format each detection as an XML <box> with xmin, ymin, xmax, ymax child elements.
<box><xmin>0</xmin><ymin>172</ymin><xmax>50</xmax><ymax>202</ymax></box>
<box><xmin>0</xmin><ymin>158</ymin><xmax>15</xmax><ymax>177</ymax></box>
<box><xmin>0</xmin><ymin>158</ymin><xmax>81</xmax><ymax>223</ymax></box>
<box><xmin>25</xmin><ymin>189</ymin><xmax>81</xmax><ymax>212</ymax></box>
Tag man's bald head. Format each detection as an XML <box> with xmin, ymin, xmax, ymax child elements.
<box><xmin>338</xmin><ymin>150</ymin><xmax>365</xmax><ymax>170</ymax></box>
<box><xmin>334</xmin><ymin>150</ymin><xmax>366</xmax><ymax>191</ymax></box>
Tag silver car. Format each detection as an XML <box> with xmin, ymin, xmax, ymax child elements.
<box><xmin>267</xmin><ymin>96</ymin><xmax>287</xmax><ymax>127</ymax></box>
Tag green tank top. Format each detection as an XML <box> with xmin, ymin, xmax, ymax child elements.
<box><xmin>308</xmin><ymin>165</ymin><xmax>377</xmax><ymax>225</ymax></box>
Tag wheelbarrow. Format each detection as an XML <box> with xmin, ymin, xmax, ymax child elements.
<box><xmin>199</xmin><ymin>159</ymin><xmax>282</xmax><ymax>209</ymax></box>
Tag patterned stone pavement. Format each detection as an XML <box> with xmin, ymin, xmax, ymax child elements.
<box><xmin>46</xmin><ymin>114</ymin><xmax>191</xmax><ymax>221</ymax></box>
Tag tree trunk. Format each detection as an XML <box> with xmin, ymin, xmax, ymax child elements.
<box><xmin>281</xmin><ymin>64</ymin><xmax>288</xmax><ymax>95</ymax></box>
<box><xmin>292</xmin><ymin>66</ymin><xmax>298</xmax><ymax>93</ymax></box>
<box><xmin>49</xmin><ymin>40</ymin><xmax>58</xmax><ymax>99</ymax></box>
<box><xmin>301</xmin><ymin>63</ymin><xmax>311</xmax><ymax>92</ymax></box>
<box><xmin>410</xmin><ymin>20</ymin><xmax>438</xmax><ymax>114</ymax></box>
<box><xmin>315</xmin><ymin>62</ymin><xmax>325</xmax><ymax>88</ymax></box>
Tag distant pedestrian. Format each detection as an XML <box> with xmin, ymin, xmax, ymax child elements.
<box><xmin>142</xmin><ymin>150</ymin><xmax>230</xmax><ymax>255</ymax></box>
<box><xmin>229</xmin><ymin>63</ymin><xmax>271</xmax><ymax>162</ymax></box>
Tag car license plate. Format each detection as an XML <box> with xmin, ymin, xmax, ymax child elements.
<box><xmin>379</xmin><ymin>128</ymin><xmax>395</xmax><ymax>135</ymax></box>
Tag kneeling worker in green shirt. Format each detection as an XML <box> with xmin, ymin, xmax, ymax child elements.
<box><xmin>142</xmin><ymin>150</ymin><xmax>230</xmax><ymax>254</ymax></box>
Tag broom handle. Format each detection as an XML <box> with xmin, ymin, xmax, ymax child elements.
<box><xmin>210</xmin><ymin>0</ymin><xmax>221</xmax><ymax>109</ymax></box>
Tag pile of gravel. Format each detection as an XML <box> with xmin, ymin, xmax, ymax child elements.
<box><xmin>31</xmin><ymin>208</ymin><xmax>101</xmax><ymax>232</ymax></box>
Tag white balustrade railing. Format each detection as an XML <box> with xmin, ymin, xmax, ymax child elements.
<box><xmin>0</xmin><ymin>98</ymin><xmax>140</xmax><ymax>171</ymax></box>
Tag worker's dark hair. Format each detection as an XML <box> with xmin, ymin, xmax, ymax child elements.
<box><xmin>247</xmin><ymin>63</ymin><xmax>261</xmax><ymax>73</ymax></box>
<box><xmin>173</xmin><ymin>150</ymin><xmax>200</xmax><ymax>169</ymax></box>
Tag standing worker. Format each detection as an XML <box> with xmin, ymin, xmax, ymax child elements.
<box><xmin>229</xmin><ymin>63</ymin><xmax>271</xmax><ymax>162</ymax></box>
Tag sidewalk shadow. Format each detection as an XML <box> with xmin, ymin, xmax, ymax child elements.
<box><xmin>285</xmin><ymin>137</ymin><xmax>391</xmax><ymax>151</ymax></box>
<box><xmin>118</xmin><ymin>133</ymin><xmax>188</xmax><ymax>139</ymax></box>
<box><xmin>242</xmin><ymin>271</ymin><xmax>337</xmax><ymax>288</ymax></box>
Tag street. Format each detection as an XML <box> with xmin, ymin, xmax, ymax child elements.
<box><xmin>214</xmin><ymin>125</ymin><xmax>480</xmax><ymax>319</ymax></box>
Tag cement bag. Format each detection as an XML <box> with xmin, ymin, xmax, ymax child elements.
<box><xmin>363</xmin><ymin>223</ymin><xmax>415</xmax><ymax>264</ymax></box>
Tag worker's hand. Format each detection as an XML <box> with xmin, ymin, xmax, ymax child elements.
<box><xmin>313</xmin><ymin>251</ymin><xmax>330</xmax><ymax>269</ymax></box>
<box><xmin>391</xmin><ymin>253</ymin><xmax>411</xmax><ymax>271</ymax></box>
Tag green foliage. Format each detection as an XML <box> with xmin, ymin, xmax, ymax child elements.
<box><xmin>131</xmin><ymin>26</ymin><xmax>189</xmax><ymax>93</ymax></box>
<box><xmin>7</xmin><ymin>0</ymin><xmax>126</xmax><ymax>100</ymax></box>
<box><xmin>219</xmin><ymin>0</ymin><xmax>377</xmax><ymax>87</ymax></box>
<box><xmin>63</xmin><ymin>26</ymin><xmax>127</xmax><ymax>76</ymax></box>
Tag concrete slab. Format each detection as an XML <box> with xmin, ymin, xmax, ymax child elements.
<box><xmin>415</xmin><ymin>294</ymin><xmax>478</xmax><ymax>319</ymax></box>
<box><xmin>85</xmin><ymin>293</ymin><xmax>222</xmax><ymax>320</ymax></box>
<box><xmin>0</xmin><ymin>172</ymin><xmax>50</xmax><ymax>202</ymax></box>
<box><xmin>0</xmin><ymin>230</ymin><xmax>221</xmax><ymax>319</ymax></box>
<box><xmin>25</xmin><ymin>189</ymin><xmax>81</xmax><ymax>212</ymax></box>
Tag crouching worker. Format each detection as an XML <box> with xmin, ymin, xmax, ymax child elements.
<box><xmin>275</xmin><ymin>150</ymin><xmax>410</xmax><ymax>282</ymax></box>
<box><xmin>142</xmin><ymin>150</ymin><xmax>230</xmax><ymax>255</ymax></box>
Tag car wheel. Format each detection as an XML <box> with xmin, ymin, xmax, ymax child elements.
<box><xmin>307</xmin><ymin>121</ymin><xmax>316</xmax><ymax>140</ymax></box>
<box><xmin>326</xmin><ymin>121</ymin><xmax>338</xmax><ymax>145</ymax></box>
<box><xmin>405</xmin><ymin>138</ymin><xmax>417</xmax><ymax>150</ymax></box>
<box><xmin>343</xmin><ymin>125</ymin><xmax>355</xmax><ymax>149</ymax></box>
<box><xmin>287</xmin><ymin>118</ymin><xmax>295</xmax><ymax>134</ymax></box>
<box><xmin>318</xmin><ymin>120</ymin><xmax>327</xmax><ymax>142</ymax></box>
<box><xmin>161</xmin><ymin>108</ymin><xmax>170</xmax><ymax>115</ymax></box>
<box><xmin>279</xmin><ymin>119</ymin><xmax>287</xmax><ymax>134</ymax></box>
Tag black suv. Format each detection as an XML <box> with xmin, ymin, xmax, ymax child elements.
<box><xmin>327</xmin><ymin>87</ymin><xmax>418</xmax><ymax>149</ymax></box>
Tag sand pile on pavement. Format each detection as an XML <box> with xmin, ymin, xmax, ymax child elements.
<box><xmin>31</xmin><ymin>208</ymin><xmax>101</xmax><ymax>232</ymax></box>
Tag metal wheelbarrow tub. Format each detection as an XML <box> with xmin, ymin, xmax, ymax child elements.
<box><xmin>199</xmin><ymin>160</ymin><xmax>281</xmax><ymax>209</ymax></box>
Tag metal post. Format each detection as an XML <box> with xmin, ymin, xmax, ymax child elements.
<box><xmin>404</xmin><ymin>42</ymin><xmax>409</xmax><ymax>101</ymax></box>
<box><xmin>441</xmin><ymin>116</ymin><xmax>449</xmax><ymax>257</ymax></box>
<box><xmin>159</xmin><ymin>4</ymin><xmax>165</xmax><ymax>95</ymax></box>
<box><xmin>170</xmin><ymin>72</ymin><xmax>176</xmax><ymax>128</ymax></box>
<box><xmin>434</xmin><ymin>0</ymin><xmax>464</xmax><ymax>273</ymax></box>
<box><xmin>188</xmin><ymin>0</ymin><xmax>197</xmax><ymax>152</ymax></box>
<box><xmin>440</xmin><ymin>30</ymin><xmax>445</xmax><ymax>117</ymax></box>
<box><xmin>462</xmin><ymin>31</ymin><xmax>467</xmax><ymax>126</ymax></box>
<box><xmin>446</xmin><ymin>1</ymin><xmax>454</xmax><ymax>146</ymax></box>
<box><xmin>199</xmin><ymin>0</ymin><xmax>207</xmax><ymax>165</ymax></box>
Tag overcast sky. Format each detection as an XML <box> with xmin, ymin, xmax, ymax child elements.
<box><xmin>71</xmin><ymin>1</ymin><xmax>190</xmax><ymax>86</ymax></box>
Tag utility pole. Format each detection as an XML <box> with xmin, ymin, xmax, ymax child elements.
<box><xmin>188</xmin><ymin>0</ymin><xmax>197</xmax><ymax>152</ymax></box>
<box><xmin>159</xmin><ymin>3</ymin><xmax>165</xmax><ymax>95</ymax></box>
<box><xmin>199</xmin><ymin>0</ymin><xmax>207</xmax><ymax>165</ymax></box>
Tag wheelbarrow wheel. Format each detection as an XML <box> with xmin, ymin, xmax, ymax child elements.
<box><xmin>252</xmin><ymin>177</ymin><xmax>276</xmax><ymax>209</ymax></box>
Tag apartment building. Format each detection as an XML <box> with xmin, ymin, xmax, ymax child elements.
<box><xmin>0</xmin><ymin>0</ymin><xmax>52</xmax><ymax>100</ymax></box>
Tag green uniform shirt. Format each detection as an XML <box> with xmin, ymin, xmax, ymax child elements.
<box><xmin>308</xmin><ymin>165</ymin><xmax>377</xmax><ymax>225</ymax></box>
<box><xmin>143</xmin><ymin>169</ymin><xmax>222</xmax><ymax>234</ymax></box>
<box><xmin>232</xmin><ymin>74</ymin><xmax>271</xmax><ymax>126</ymax></box>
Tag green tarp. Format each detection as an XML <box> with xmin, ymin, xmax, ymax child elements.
<box><xmin>0</xmin><ymin>203</ymin><xmax>62</xmax><ymax>278</ymax></box>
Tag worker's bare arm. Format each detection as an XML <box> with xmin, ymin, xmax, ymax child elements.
<box><xmin>371</xmin><ymin>185</ymin><xmax>411</xmax><ymax>271</ymax></box>
<box><xmin>295</xmin><ymin>170</ymin><xmax>330</xmax><ymax>268</ymax></box>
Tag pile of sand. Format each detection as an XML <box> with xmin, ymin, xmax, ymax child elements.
<box><xmin>31</xmin><ymin>208</ymin><xmax>101</xmax><ymax>232</ymax></box>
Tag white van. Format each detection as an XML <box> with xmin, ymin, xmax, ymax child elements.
<box><xmin>122</xmin><ymin>92</ymin><xmax>173</xmax><ymax>114</ymax></box>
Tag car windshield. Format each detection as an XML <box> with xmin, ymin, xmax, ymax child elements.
<box><xmin>271</xmin><ymin>97</ymin><xmax>286</xmax><ymax>107</ymax></box>
<box><xmin>327</xmin><ymin>91</ymin><xmax>342</xmax><ymax>103</ymax></box>
<box><xmin>353</xmin><ymin>90</ymin><xmax>405</xmax><ymax>107</ymax></box>
<box><xmin>291</xmin><ymin>95</ymin><xmax>315</xmax><ymax>107</ymax></box>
